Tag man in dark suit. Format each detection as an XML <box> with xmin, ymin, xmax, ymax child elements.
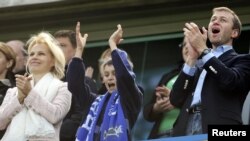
<box><xmin>54</xmin><ymin>30</ymin><xmax>97</xmax><ymax>141</ymax></box>
<box><xmin>170</xmin><ymin>7</ymin><xmax>250</xmax><ymax>136</ymax></box>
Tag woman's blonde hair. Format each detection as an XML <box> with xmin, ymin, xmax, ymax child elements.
<box><xmin>26</xmin><ymin>32</ymin><xmax>65</xmax><ymax>79</ymax></box>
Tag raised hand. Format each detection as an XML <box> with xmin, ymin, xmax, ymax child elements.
<box><xmin>109</xmin><ymin>24</ymin><xmax>123</xmax><ymax>51</ymax></box>
<box><xmin>75</xmin><ymin>21</ymin><xmax>88</xmax><ymax>58</ymax></box>
<box><xmin>184</xmin><ymin>36</ymin><xmax>200</xmax><ymax>66</ymax></box>
<box><xmin>85</xmin><ymin>66</ymin><xmax>94</xmax><ymax>78</ymax></box>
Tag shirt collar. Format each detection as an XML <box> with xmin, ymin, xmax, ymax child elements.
<box><xmin>212</xmin><ymin>45</ymin><xmax>232</xmax><ymax>58</ymax></box>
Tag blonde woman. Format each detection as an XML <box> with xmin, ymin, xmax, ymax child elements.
<box><xmin>0</xmin><ymin>32</ymin><xmax>71</xmax><ymax>141</ymax></box>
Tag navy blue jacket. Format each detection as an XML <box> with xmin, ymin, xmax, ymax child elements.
<box><xmin>67</xmin><ymin>49</ymin><xmax>143</xmax><ymax>140</ymax></box>
<box><xmin>170</xmin><ymin>49</ymin><xmax>250</xmax><ymax>136</ymax></box>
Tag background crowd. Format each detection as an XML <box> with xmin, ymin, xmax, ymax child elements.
<box><xmin>0</xmin><ymin>6</ymin><xmax>250</xmax><ymax>141</ymax></box>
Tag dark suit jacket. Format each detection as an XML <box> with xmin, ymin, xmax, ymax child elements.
<box><xmin>143</xmin><ymin>64</ymin><xmax>182</xmax><ymax>139</ymax></box>
<box><xmin>60</xmin><ymin>65</ymin><xmax>97</xmax><ymax>141</ymax></box>
<box><xmin>170</xmin><ymin>49</ymin><xmax>250</xmax><ymax>136</ymax></box>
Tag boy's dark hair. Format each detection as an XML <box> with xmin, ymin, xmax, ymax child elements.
<box><xmin>54</xmin><ymin>30</ymin><xmax>77</xmax><ymax>48</ymax></box>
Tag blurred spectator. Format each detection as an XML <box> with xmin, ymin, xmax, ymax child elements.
<box><xmin>54</xmin><ymin>29</ymin><xmax>97</xmax><ymax>141</ymax></box>
<box><xmin>143</xmin><ymin>40</ymin><xmax>188</xmax><ymax>139</ymax></box>
<box><xmin>54</xmin><ymin>30</ymin><xmax>97</xmax><ymax>92</ymax></box>
<box><xmin>0</xmin><ymin>42</ymin><xmax>16</xmax><ymax>139</ymax></box>
<box><xmin>6</xmin><ymin>40</ymin><xmax>27</xmax><ymax>75</ymax></box>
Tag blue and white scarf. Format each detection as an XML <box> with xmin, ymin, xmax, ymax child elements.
<box><xmin>76</xmin><ymin>91</ymin><xmax>128</xmax><ymax>141</ymax></box>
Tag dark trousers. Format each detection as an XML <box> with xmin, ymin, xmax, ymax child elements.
<box><xmin>60</xmin><ymin>119</ymin><xmax>80</xmax><ymax>141</ymax></box>
<box><xmin>186</xmin><ymin>112</ymin><xmax>202</xmax><ymax>135</ymax></box>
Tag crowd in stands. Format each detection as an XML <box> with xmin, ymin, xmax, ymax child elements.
<box><xmin>0</xmin><ymin>6</ymin><xmax>250</xmax><ymax>141</ymax></box>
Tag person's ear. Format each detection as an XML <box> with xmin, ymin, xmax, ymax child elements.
<box><xmin>231</xmin><ymin>29</ymin><xmax>239</xmax><ymax>39</ymax></box>
<box><xmin>7</xmin><ymin>59</ymin><xmax>14</xmax><ymax>69</ymax></box>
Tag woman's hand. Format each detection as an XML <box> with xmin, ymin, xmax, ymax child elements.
<box><xmin>15</xmin><ymin>73</ymin><xmax>32</xmax><ymax>103</ymax></box>
<box><xmin>153</xmin><ymin>86</ymin><xmax>174</xmax><ymax>113</ymax></box>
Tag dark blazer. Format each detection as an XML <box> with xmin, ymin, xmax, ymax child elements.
<box><xmin>170</xmin><ymin>49</ymin><xmax>250</xmax><ymax>136</ymax></box>
<box><xmin>60</xmin><ymin>65</ymin><xmax>97</xmax><ymax>141</ymax></box>
<box><xmin>143</xmin><ymin>64</ymin><xmax>182</xmax><ymax>139</ymax></box>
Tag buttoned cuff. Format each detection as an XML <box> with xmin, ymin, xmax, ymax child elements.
<box><xmin>183</xmin><ymin>63</ymin><xmax>197</xmax><ymax>76</ymax></box>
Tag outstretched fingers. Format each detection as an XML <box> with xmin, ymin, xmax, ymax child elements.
<box><xmin>109</xmin><ymin>24</ymin><xmax>123</xmax><ymax>51</ymax></box>
<box><xmin>75</xmin><ymin>22</ymin><xmax>88</xmax><ymax>58</ymax></box>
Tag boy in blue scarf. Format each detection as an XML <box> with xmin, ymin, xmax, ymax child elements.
<box><xmin>67</xmin><ymin>22</ymin><xmax>143</xmax><ymax>141</ymax></box>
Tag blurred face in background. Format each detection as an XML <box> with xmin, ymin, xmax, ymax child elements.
<box><xmin>181</xmin><ymin>40</ymin><xmax>189</xmax><ymax>62</ymax></box>
<box><xmin>6</xmin><ymin>40</ymin><xmax>27</xmax><ymax>73</ymax></box>
<box><xmin>56</xmin><ymin>37</ymin><xmax>76</xmax><ymax>65</ymax></box>
<box><xmin>0</xmin><ymin>51</ymin><xmax>12</xmax><ymax>78</ymax></box>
